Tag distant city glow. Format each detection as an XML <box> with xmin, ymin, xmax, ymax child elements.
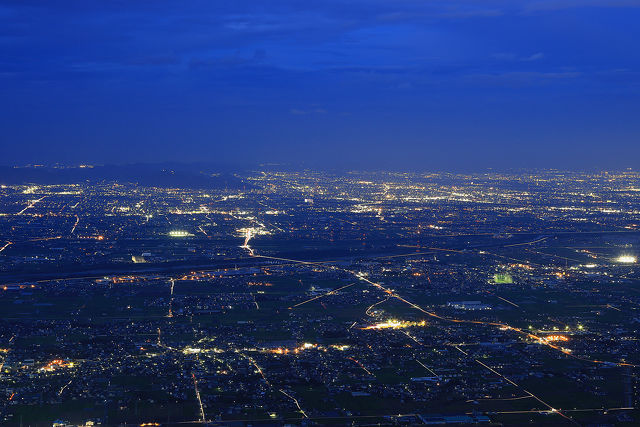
<box><xmin>168</xmin><ymin>230</ymin><xmax>193</xmax><ymax>237</ymax></box>
<box><xmin>541</xmin><ymin>335</ymin><xmax>569</xmax><ymax>343</ymax></box>
<box><xmin>268</xmin><ymin>342</ymin><xmax>319</xmax><ymax>355</ymax></box>
<box><xmin>616</xmin><ymin>255</ymin><xmax>637</xmax><ymax>264</ymax></box>
<box><xmin>3</xmin><ymin>168</ymin><xmax>640</xmax><ymax>422</ymax></box>
<box><xmin>39</xmin><ymin>359</ymin><xmax>74</xmax><ymax>372</ymax></box>
<box><xmin>361</xmin><ymin>319</ymin><xmax>427</xmax><ymax>330</ymax></box>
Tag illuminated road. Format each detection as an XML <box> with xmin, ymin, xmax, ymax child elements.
<box><xmin>0</xmin><ymin>241</ymin><xmax>12</xmax><ymax>254</ymax></box>
<box><xmin>485</xmin><ymin>290</ymin><xmax>520</xmax><ymax>308</ymax></box>
<box><xmin>415</xmin><ymin>359</ymin><xmax>439</xmax><ymax>377</ymax></box>
<box><xmin>240</xmin><ymin>228</ymin><xmax>255</xmax><ymax>256</ymax></box>
<box><xmin>252</xmin><ymin>253</ymin><xmax>637</xmax><ymax>369</ymax></box>
<box><xmin>347</xmin><ymin>356</ymin><xmax>373</xmax><ymax>376</ymax></box>
<box><xmin>239</xmin><ymin>353</ymin><xmax>271</xmax><ymax>386</ymax></box>
<box><xmin>365</xmin><ymin>296</ymin><xmax>391</xmax><ymax>316</ymax></box>
<box><xmin>70</xmin><ymin>214</ymin><xmax>80</xmax><ymax>234</ymax></box>
<box><xmin>58</xmin><ymin>379</ymin><xmax>72</xmax><ymax>396</ymax></box>
<box><xmin>465</xmin><ymin>349</ymin><xmax>579</xmax><ymax>425</ymax></box>
<box><xmin>192</xmin><ymin>373</ymin><xmax>207</xmax><ymax>423</ymax></box>
<box><xmin>167</xmin><ymin>279</ymin><xmax>175</xmax><ymax>317</ymax></box>
<box><xmin>16</xmin><ymin>196</ymin><xmax>46</xmax><ymax>215</ymax></box>
<box><xmin>279</xmin><ymin>389</ymin><xmax>308</xmax><ymax>418</ymax></box>
<box><xmin>289</xmin><ymin>283</ymin><xmax>356</xmax><ymax>309</ymax></box>
<box><xmin>503</xmin><ymin>236</ymin><xmax>549</xmax><ymax>247</ymax></box>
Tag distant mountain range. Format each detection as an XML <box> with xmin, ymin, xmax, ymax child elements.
<box><xmin>0</xmin><ymin>164</ymin><xmax>248</xmax><ymax>189</ymax></box>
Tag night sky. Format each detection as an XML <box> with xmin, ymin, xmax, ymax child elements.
<box><xmin>1</xmin><ymin>1</ymin><xmax>639</xmax><ymax>170</ymax></box>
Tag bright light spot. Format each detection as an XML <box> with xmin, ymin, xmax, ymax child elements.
<box><xmin>361</xmin><ymin>319</ymin><xmax>427</xmax><ymax>330</ymax></box>
<box><xmin>542</xmin><ymin>335</ymin><xmax>569</xmax><ymax>343</ymax></box>
<box><xmin>39</xmin><ymin>359</ymin><xmax>74</xmax><ymax>372</ymax></box>
<box><xmin>168</xmin><ymin>230</ymin><xmax>193</xmax><ymax>237</ymax></box>
<box><xmin>330</xmin><ymin>344</ymin><xmax>350</xmax><ymax>351</ymax></box>
<box><xmin>616</xmin><ymin>255</ymin><xmax>637</xmax><ymax>264</ymax></box>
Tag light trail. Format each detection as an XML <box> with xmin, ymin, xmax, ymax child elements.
<box><xmin>480</xmin><ymin>250</ymin><xmax>541</xmax><ymax>267</ymax></box>
<box><xmin>0</xmin><ymin>241</ymin><xmax>12</xmax><ymax>253</ymax></box>
<box><xmin>70</xmin><ymin>214</ymin><xmax>80</xmax><ymax>234</ymax></box>
<box><xmin>357</xmin><ymin>274</ymin><xmax>638</xmax><ymax>368</ymax></box>
<box><xmin>239</xmin><ymin>351</ymin><xmax>270</xmax><ymax>385</ymax></box>
<box><xmin>525</xmin><ymin>248</ymin><xmax>583</xmax><ymax>263</ymax></box>
<box><xmin>495</xmin><ymin>295</ymin><xmax>520</xmax><ymax>308</ymax></box>
<box><xmin>254</xmin><ymin>254</ymin><xmax>335</xmax><ymax>266</ymax></box>
<box><xmin>27</xmin><ymin>235</ymin><xmax>62</xmax><ymax>242</ymax></box>
<box><xmin>254</xmin><ymin>251</ymin><xmax>637</xmax><ymax>368</ymax></box>
<box><xmin>289</xmin><ymin>283</ymin><xmax>356</xmax><ymax>309</ymax></box>
<box><xmin>192</xmin><ymin>373</ymin><xmax>207</xmax><ymax>423</ymax></box>
<box><xmin>0</xmin><ymin>335</ymin><xmax>15</xmax><ymax>372</ymax></box>
<box><xmin>17</xmin><ymin>196</ymin><xmax>46</xmax><ymax>215</ymax></box>
<box><xmin>428</xmin><ymin>247</ymin><xmax>464</xmax><ymax>253</ymax></box>
<box><xmin>365</xmin><ymin>296</ymin><xmax>390</xmax><ymax>317</ymax></box>
<box><xmin>394</xmin><ymin>326</ymin><xmax>576</xmax><ymax>425</ymax></box>
<box><xmin>58</xmin><ymin>380</ymin><xmax>72</xmax><ymax>396</ymax></box>
<box><xmin>347</xmin><ymin>357</ymin><xmax>373</xmax><ymax>376</ymax></box>
<box><xmin>485</xmin><ymin>291</ymin><xmax>520</xmax><ymax>308</ymax></box>
<box><xmin>483</xmin><ymin>407</ymin><xmax>634</xmax><ymax>415</ymax></box>
<box><xmin>415</xmin><ymin>360</ymin><xmax>439</xmax><ymax>377</ymax></box>
<box><xmin>477</xmin><ymin>395</ymin><xmax>533</xmax><ymax>401</ymax></box>
<box><xmin>241</xmin><ymin>229</ymin><xmax>254</xmax><ymax>256</ymax></box>
<box><xmin>279</xmin><ymin>389</ymin><xmax>308</xmax><ymax>418</ymax></box>
<box><xmin>394</xmin><ymin>245</ymin><xmax>463</xmax><ymax>254</ymax></box>
<box><xmin>503</xmin><ymin>236</ymin><xmax>549</xmax><ymax>247</ymax></box>
<box><xmin>146</xmin><ymin>407</ymin><xmax>635</xmax><ymax>424</ymax></box>
<box><xmin>247</xmin><ymin>356</ymin><xmax>270</xmax><ymax>386</ymax></box>
<box><xmin>453</xmin><ymin>344</ymin><xmax>468</xmax><ymax>356</ymax></box>
<box><xmin>376</xmin><ymin>248</ymin><xmax>462</xmax><ymax>260</ymax></box>
<box><xmin>167</xmin><ymin>279</ymin><xmax>175</xmax><ymax>317</ymax></box>
<box><xmin>472</xmin><ymin>356</ymin><xmax>578</xmax><ymax>425</ymax></box>
<box><xmin>451</xmin><ymin>346</ymin><xmax>577</xmax><ymax>424</ymax></box>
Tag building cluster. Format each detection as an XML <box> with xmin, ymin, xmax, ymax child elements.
<box><xmin>0</xmin><ymin>170</ymin><xmax>639</xmax><ymax>425</ymax></box>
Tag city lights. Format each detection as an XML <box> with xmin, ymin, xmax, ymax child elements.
<box><xmin>616</xmin><ymin>255</ymin><xmax>637</xmax><ymax>264</ymax></box>
<box><xmin>2</xmin><ymin>169</ymin><xmax>639</xmax><ymax>426</ymax></box>
<box><xmin>361</xmin><ymin>319</ymin><xmax>427</xmax><ymax>330</ymax></box>
<box><xmin>168</xmin><ymin>230</ymin><xmax>194</xmax><ymax>237</ymax></box>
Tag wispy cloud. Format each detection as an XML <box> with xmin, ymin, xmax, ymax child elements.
<box><xmin>290</xmin><ymin>107</ymin><xmax>327</xmax><ymax>115</ymax></box>
<box><xmin>466</xmin><ymin>70</ymin><xmax>582</xmax><ymax>87</ymax></box>
<box><xmin>523</xmin><ymin>0</ymin><xmax>640</xmax><ymax>12</ymax></box>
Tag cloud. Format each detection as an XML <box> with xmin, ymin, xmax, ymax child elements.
<box><xmin>523</xmin><ymin>0</ymin><xmax>640</xmax><ymax>12</ymax></box>
<box><xmin>492</xmin><ymin>52</ymin><xmax>544</xmax><ymax>62</ymax></box>
<box><xmin>466</xmin><ymin>70</ymin><xmax>582</xmax><ymax>87</ymax></box>
<box><xmin>523</xmin><ymin>52</ymin><xmax>544</xmax><ymax>61</ymax></box>
<box><xmin>290</xmin><ymin>107</ymin><xmax>327</xmax><ymax>115</ymax></box>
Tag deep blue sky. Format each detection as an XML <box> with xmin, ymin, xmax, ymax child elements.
<box><xmin>1</xmin><ymin>0</ymin><xmax>639</xmax><ymax>170</ymax></box>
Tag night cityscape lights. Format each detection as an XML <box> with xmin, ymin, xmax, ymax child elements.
<box><xmin>0</xmin><ymin>168</ymin><xmax>639</xmax><ymax>426</ymax></box>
